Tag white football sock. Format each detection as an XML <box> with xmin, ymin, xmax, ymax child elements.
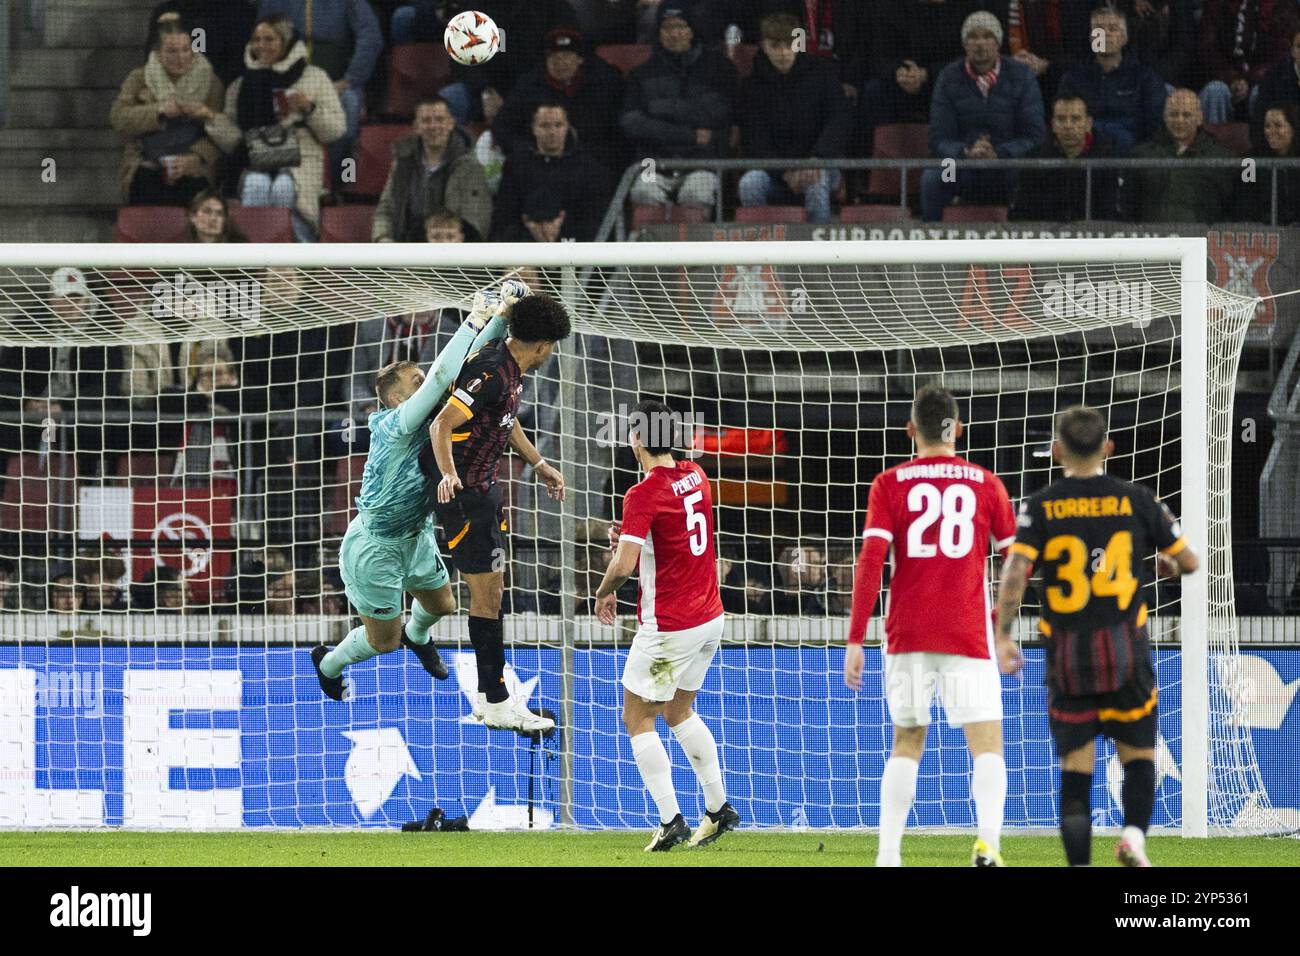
<box><xmin>630</xmin><ymin>731</ymin><xmax>681</xmax><ymax>824</ymax></box>
<box><xmin>971</xmin><ymin>752</ymin><xmax>1007</xmax><ymax>852</ymax></box>
<box><xmin>1122</xmin><ymin>825</ymin><xmax>1146</xmax><ymax>852</ymax></box>
<box><xmin>320</xmin><ymin>626</ymin><xmax>379</xmax><ymax>678</ymax></box>
<box><xmin>878</xmin><ymin>756</ymin><xmax>919</xmax><ymax>866</ymax></box>
<box><xmin>670</xmin><ymin>713</ymin><xmax>726</xmax><ymax>813</ymax></box>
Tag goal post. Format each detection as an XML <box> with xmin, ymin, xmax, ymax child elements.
<box><xmin>0</xmin><ymin>238</ymin><xmax>1274</xmax><ymax>835</ymax></box>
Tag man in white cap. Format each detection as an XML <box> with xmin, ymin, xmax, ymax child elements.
<box><xmin>922</xmin><ymin>10</ymin><xmax>1046</xmax><ymax>220</ymax></box>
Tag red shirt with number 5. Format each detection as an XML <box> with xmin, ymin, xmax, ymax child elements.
<box><xmin>619</xmin><ymin>460</ymin><xmax>723</xmax><ymax>632</ymax></box>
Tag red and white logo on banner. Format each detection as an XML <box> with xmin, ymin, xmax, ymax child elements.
<box><xmin>1208</xmin><ymin>230</ymin><xmax>1279</xmax><ymax>330</ymax></box>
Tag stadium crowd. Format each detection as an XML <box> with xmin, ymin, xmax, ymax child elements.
<box><xmin>5</xmin><ymin>0</ymin><xmax>1298</xmax><ymax>614</ymax></box>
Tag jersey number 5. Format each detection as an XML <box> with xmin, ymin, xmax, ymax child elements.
<box><xmin>684</xmin><ymin>490</ymin><xmax>708</xmax><ymax>557</ymax></box>
<box><xmin>906</xmin><ymin>483</ymin><xmax>976</xmax><ymax>558</ymax></box>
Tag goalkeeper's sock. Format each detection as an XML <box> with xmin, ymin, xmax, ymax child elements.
<box><xmin>1060</xmin><ymin>770</ymin><xmax>1094</xmax><ymax>866</ymax></box>
<box><xmin>1121</xmin><ymin>758</ymin><xmax>1156</xmax><ymax>834</ymax></box>
<box><xmin>878</xmin><ymin>756</ymin><xmax>918</xmax><ymax>866</ymax></box>
<box><xmin>320</xmin><ymin>626</ymin><xmax>379</xmax><ymax>678</ymax></box>
<box><xmin>630</xmin><ymin>731</ymin><xmax>681</xmax><ymax>825</ymax></box>
<box><xmin>971</xmin><ymin>752</ymin><xmax>1007</xmax><ymax>854</ymax></box>
<box><xmin>670</xmin><ymin>713</ymin><xmax>726</xmax><ymax>814</ymax></box>
<box><xmin>468</xmin><ymin>615</ymin><xmax>508</xmax><ymax>704</ymax></box>
<box><xmin>404</xmin><ymin>599</ymin><xmax>440</xmax><ymax>646</ymax></box>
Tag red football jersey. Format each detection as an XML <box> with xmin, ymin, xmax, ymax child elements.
<box><xmin>863</xmin><ymin>455</ymin><xmax>1017</xmax><ymax>658</ymax></box>
<box><xmin>619</xmin><ymin>460</ymin><xmax>724</xmax><ymax>632</ymax></box>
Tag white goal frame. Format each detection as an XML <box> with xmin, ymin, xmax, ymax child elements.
<box><xmin>0</xmin><ymin>238</ymin><xmax>1218</xmax><ymax>836</ymax></box>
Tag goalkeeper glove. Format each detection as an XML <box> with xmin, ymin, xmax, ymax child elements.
<box><xmin>465</xmin><ymin>289</ymin><xmax>502</xmax><ymax>331</ymax></box>
<box><xmin>500</xmin><ymin>278</ymin><xmax>530</xmax><ymax>305</ymax></box>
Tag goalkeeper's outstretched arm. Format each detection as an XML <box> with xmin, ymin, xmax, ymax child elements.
<box><xmin>394</xmin><ymin>305</ymin><xmax>506</xmax><ymax>435</ymax></box>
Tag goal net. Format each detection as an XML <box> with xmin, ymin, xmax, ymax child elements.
<box><xmin>0</xmin><ymin>240</ymin><xmax>1278</xmax><ymax>836</ymax></box>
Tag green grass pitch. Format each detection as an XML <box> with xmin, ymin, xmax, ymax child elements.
<box><xmin>0</xmin><ymin>832</ymin><xmax>1293</xmax><ymax>867</ymax></box>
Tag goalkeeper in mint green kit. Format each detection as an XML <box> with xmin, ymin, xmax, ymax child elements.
<box><xmin>310</xmin><ymin>284</ymin><xmax>520</xmax><ymax>701</ymax></box>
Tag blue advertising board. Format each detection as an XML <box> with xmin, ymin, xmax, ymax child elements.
<box><xmin>0</xmin><ymin>645</ymin><xmax>1295</xmax><ymax>829</ymax></box>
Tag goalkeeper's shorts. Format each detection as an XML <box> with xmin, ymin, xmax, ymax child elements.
<box><xmin>622</xmin><ymin>614</ymin><xmax>724</xmax><ymax>703</ymax></box>
<box><xmin>339</xmin><ymin>515</ymin><xmax>450</xmax><ymax>620</ymax></box>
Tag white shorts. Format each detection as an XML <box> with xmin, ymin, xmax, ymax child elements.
<box><xmin>884</xmin><ymin>651</ymin><xmax>1004</xmax><ymax>728</ymax></box>
<box><xmin>621</xmin><ymin>614</ymin><xmax>725</xmax><ymax>703</ymax></box>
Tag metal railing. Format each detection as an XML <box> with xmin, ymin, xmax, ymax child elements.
<box><xmin>596</xmin><ymin>155</ymin><xmax>1300</xmax><ymax>240</ymax></box>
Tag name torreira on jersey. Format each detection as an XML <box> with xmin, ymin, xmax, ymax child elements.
<box><xmin>618</xmin><ymin>460</ymin><xmax>724</xmax><ymax>633</ymax></box>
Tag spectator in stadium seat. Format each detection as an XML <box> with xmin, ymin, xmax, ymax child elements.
<box><xmin>717</xmin><ymin>542</ymin><xmax>748</xmax><ymax>615</ymax></box>
<box><xmin>0</xmin><ymin>560</ymin><xmax>18</xmax><ymax>612</ymax></box>
<box><xmin>1250</xmin><ymin>27</ymin><xmax>1300</xmax><ymax>152</ymax></box>
<box><xmin>772</xmin><ymin>543</ymin><xmax>828</xmax><ymax>616</ymax></box>
<box><xmin>299</xmin><ymin>579</ymin><xmax>348</xmax><ymax>615</ymax></box>
<box><xmin>202</xmin><ymin>14</ymin><xmax>347</xmax><ymax>242</ymax></box>
<box><xmin>47</xmin><ymin>563</ymin><xmax>81</xmax><ymax>614</ymax></box>
<box><xmin>922</xmin><ymin>11</ymin><xmax>1046</xmax><ymax>220</ymax></box>
<box><xmin>112</xmin><ymin>14</ymin><xmax>226</xmax><ymax>207</ymax></box>
<box><xmin>744</xmin><ymin>569</ymin><xmax>772</xmax><ymax>615</ymax></box>
<box><xmin>133</xmin><ymin>566</ymin><xmax>189</xmax><ymax>613</ymax></box>
<box><xmin>371</xmin><ymin>96</ymin><xmax>492</xmax><ymax>242</ymax></box>
<box><xmin>979</xmin><ymin>0</ymin><xmax>1094</xmax><ymax>106</ymax></box>
<box><xmin>392</xmin><ymin>1</ymin><xmax>581</xmax><ymax>123</ymax></box>
<box><xmin>862</xmin><ymin>0</ymin><xmax>975</xmax><ymax>153</ymax></box>
<box><xmin>1108</xmin><ymin>0</ymin><xmax>1195</xmax><ymax>89</ymax></box>
<box><xmin>170</xmin><ymin>341</ymin><xmax>240</xmax><ymax>486</ymax></box>
<box><xmin>1011</xmin><ymin>94</ymin><xmax>1123</xmax><ymax>220</ymax></box>
<box><xmin>516</xmin><ymin>190</ymin><xmax>573</xmax><ymax>246</ymax></box>
<box><xmin>77</xmin><ymin>556</ymin><xmax>130</xmax><ymax>614</ymax></box>
<box><xmin>738</xmin><ymin>13</ymin><xmax>853</xmax><ymax>224</ymax></box>
<box><xmin>1128</xmin><ymin>87</ymin><xmax>1237</xmax><ymax>222</ymax></box>
<box><xmin>753</xmin><ymin>0</ymin><xmax>872</xmax><ymax>103</ymax></box>
<box><xmin>257</xmin><ymin>0</ymin><xmax>382</xmax><ymax>190</ymax></box>
<box><xmin>475</xmin><ymin>87</ymin><xmax>507</xmax><ymax>195</ymax></box>
<box><xmin>620</xmin><ymin>4</ymin><xmax>738</xmax><ymax>214</ymax></box>
<box><xmin>1236</xmin><ymin>104</ymin><xmax>1300</xmax><ymax>224</ymax></box>
<box><xmin>425</xmin><ymin>208</ymin><xmax>474</xmax><ymax>243</ymax></box>
<box><xmin>1197</xmin><ymin>0</ymin><xmax>1299</xmax><ymax>126</ymax></box>
<box><xmin>265</xmin><ymin>570</ymin><xmax>298</xmax><ymax>614</ymax></box>
<box><xmin>0</xmin><ymin>269</ymin><xmax>123</xmax><ymax>467</ymax></box>
<box><xmin>187</xmin><ymin>190</ymin><xmax>248</xmax><ymax>242</ymax></box>
<box><xmin>493</xmin><ymin>27</ymin><xmax>628</xmax><ymax>173</ymax></box>
<box><xmin>1056</xmin><ymin>6</ymin><xmax>1167</xmax><ymax>156</ymax></box>
<box><xmin>491</xmin><ymin>103</ymin><xmax>613</xmax><ymax>241</ymax></box>
<box><xmin>145</xmin><ymin>2</ymin><xmax>258</xmax><ymax>87</ymax></box>
<box><xmin>826</xmin><ymin>544</ymin><xmax>856</xmax><ymax>616</ymax></box>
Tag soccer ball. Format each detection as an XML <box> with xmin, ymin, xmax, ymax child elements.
<box><xmin>444</xmin><ymin>11</ymin><xmax>500</xmax><ymax>66</ymax></box>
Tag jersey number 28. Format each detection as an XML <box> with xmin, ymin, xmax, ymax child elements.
<box><xmin>906</xmin><ymin>483</ymin><xmax>976</xmax><ymax>558</ymax></box>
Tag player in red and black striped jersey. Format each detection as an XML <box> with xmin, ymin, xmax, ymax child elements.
<box><xmin>995</xmin><ymin>405</ymin><xmax>1199</xmax><ymax>867</ymax></box>
<box><xmin>429</xmin><ymin>291</ymin><xmax>571</xmax><ymax>734</ymax></box>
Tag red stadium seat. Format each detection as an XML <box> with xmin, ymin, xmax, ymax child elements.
<box><xmin>730</xmin><ymin>44</ymin><xmax>759</xmax><ymax>79</ymax></box>
<box><xmin>839</xmin><ymin>204</ymin><xmax>912</xmax><ymax>223</ymax></box>
<box><xmin>735</xmin><ymin>205</ymin><xmax>807</xmax><ymax>224</ymax></box>
<box><xmin>596</xmin><ymin>43</ymin><xmax>651</xmax><ymax>74</ymax></box>
<box><xmin>942</xmin><ymin>204</ymin><xmax>1009</xmax><ymax>222</ymax></box>
<box><xmin>320</xmin><ymin>205</ymin><xmax>376</xmax><ymax>242</ymax></box>
<box><xmin>867</xmin><ymin>124</ymin><xmax>929</xmax><ymax>200</ymax></box>
<box><xmin>629</xmin><ymin>203</ymin><xmax>710</xmax><ymax>230</ymax></box>
<box><xmin>347</xmin><ymin>124</ymin><xmax>409</xmax><ymax>199</ymax></box>
<box><xmin>0</xmin><ymin>453</ymin><xmax>78</xmax><ymax>534</ymax></box>
<box><xmin>116</xmin><ymin>453</ymin><xmax>177</xmax><ymax>482</ymax></box>
<box><xmin>1207</xmin><ymin>121</ymin><xmax>1251</xmax><ymax>157</ymax></box>
<box><xmin>114</xmin><ymin>206</ymin><xmax>190</xmax><ymax>243</ymax></box>
<box><xmin>325</xmin><ymin>454</ymin><xmax>368</xmax><ymax>536</ymax></box>
<box><xmin>229</xmin><ymin>205</ymin><xmax>294</xmax><ymax>242</ymax></box>
<box><xmin>385</xmin><ymin>43</ymin><xmax>452</xmax><ymax>120</ymax></box>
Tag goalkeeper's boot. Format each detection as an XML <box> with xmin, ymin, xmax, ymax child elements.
<box><xmin>310</xmin><ymin>645</ymin><xmax>349</xmax><ymax>702</ymax></box>
<box><xmin>645</xmin><ymin>814</ymin><xmax>690</xmax><ymax>852</ymax></box>
<box><xmin>1116</xmin><ymin>836</ymin><xmax>1152</xmax><ymax>868</ymax></box>
<box><xmin>480</xmin><ymin>695</ymin><xmax>555</xmax><ymax>733</ymax></box>
<box><xmin>690</xmin><ymin>802</ymin><xmax>740</xmax><ymax>847</ymax></box>
<box><xmin>401</xmin><ymin>635</ymin><xmax>449</xmax><ymax>680</ymax></box>
<box><xmin>971</xmin><ymin>838</ymin><xmax>1004</xmax><ymax>867</ymax></box>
